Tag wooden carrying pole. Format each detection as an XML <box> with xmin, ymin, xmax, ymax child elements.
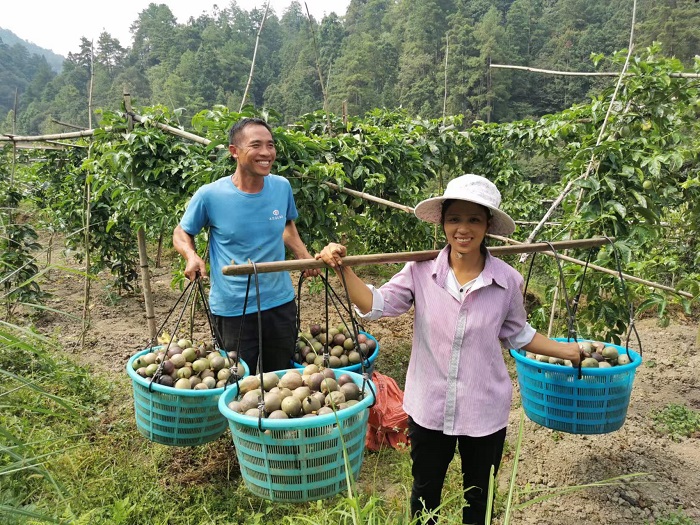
<box><xmin>222</xmin><ymin>237</ymin><xmax>610</xmax><ymax>276</ymax></box>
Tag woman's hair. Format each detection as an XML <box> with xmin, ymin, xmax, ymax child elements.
<box><xmin>440</xmin><ymin>199</ymin><xmax>491</xmax><ymax>254</ymax></box>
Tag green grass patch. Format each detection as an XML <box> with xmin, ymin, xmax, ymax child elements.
<box><xmin>652</xmin><ymin>404</ymin><xmax>700</xmax><ymax>441</ymax></box>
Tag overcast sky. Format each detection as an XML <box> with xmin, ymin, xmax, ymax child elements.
<box><xmin>2</xmin><ymin>1</ymin><xmax>351</xmax><ymax>56</ymax></box>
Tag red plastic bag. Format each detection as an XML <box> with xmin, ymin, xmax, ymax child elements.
<box><xmin>365</xmin><ymin>371</ymin><xmax>410</xmax><ymax>451</ymax></box>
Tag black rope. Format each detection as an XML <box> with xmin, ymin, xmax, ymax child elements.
<box><xmin>144</xmin><ymin>279</ymin><xmax>193</xmax><ymax>350</ymax></box>
<box><xmin>603</xmin><ymin>236</ymin><xmax>643</xmax><ymax>358</ymax></box>
<box><xmin>249</xmin><ymin>260</ymin><xmax>266</xmax><ymax>432</ymax></box>
<box><xmin>195</xmin><ymin>278</ymin><xmax>241</xmax><ymax>392</ymax></box>
<box><xmin>336</xmin><ymin>266</ymin><xmax>377</xmax><ymax>408</ymax></box>
<box><xmin>567</xmin><ymin>248</ymin><xmax>595</xmax><ymax>341</ymax></box>
<box><xmin>524</xmin><ymin>241</ymin><xmax>583</xmax><ymax>379</ymax></box>
<box><xmin>149</xmin><ymin>279</ymin><xmax>199</xmax><ymax>391</ymax></box>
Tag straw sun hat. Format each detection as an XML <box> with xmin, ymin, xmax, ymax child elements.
<box><xmin>413</xmin><ymin>174</ymin><xmax>516</xmax><ymax>236</ymax></box>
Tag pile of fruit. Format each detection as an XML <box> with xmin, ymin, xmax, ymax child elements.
<box><xmin>292</xmin><ymin>322</ymin><xmax>377</xmax><ymax>368</ymax></box>
<box><xmin>526</xmin><ymin>340</ymin><xmax>633</xmax><ymax>368</ymax></box>
<box><xmin>130</xmin><ymin>336</ymin><xmax>246</xmax><ymax>389</ymax></box>
<box><xmin>226</xmin><ymin>365</ymin><xmax>364</xmax><ymax>419</ymax></box>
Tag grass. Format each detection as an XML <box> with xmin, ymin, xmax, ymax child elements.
<box><xmin>651</xmin><ymin>509</ymin><xmax>700</xmax><ymax>525</ymax></box>
<box><xmin>651</xmin><ymin>404</ymin><xmax>700</xmax><ymax>441</ymax></box>
<box><xmin>0</xmin><ymin>309</ymin><xmax>678</xmax><ymax>525</ymax></box>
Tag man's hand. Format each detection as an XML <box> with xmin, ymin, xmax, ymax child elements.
<box><xmin>184</xmin><ymin>255</ymin><xmax>208</xmax><ymax>281</ymax></box>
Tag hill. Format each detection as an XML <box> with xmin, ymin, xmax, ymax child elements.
<box><xmin>0</xmin><ymin>27</ymin><xmax>64</xmax><ymax>72</ymax></box>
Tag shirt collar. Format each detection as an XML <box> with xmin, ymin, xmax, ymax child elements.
<box><xmin>432</xmin><ymin>245</ymin><xmax>510</xmax><ymax>290</ymax></box>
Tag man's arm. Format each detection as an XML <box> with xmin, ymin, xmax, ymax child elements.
<box><xmin>283</xmin><ymin>220</ymin><xmax>319</xmax><ymax>277</ymax></box>
<box><xmin>173</xmin><ymin>225</ymin><xmax>207</xmax><ymax>281</ymax></box>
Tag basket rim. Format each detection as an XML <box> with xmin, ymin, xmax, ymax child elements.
<box><xmin>219</xmin><ymin>368</ymin><xmax>375</xmax><ymax>430</ymax></box>
<box><xmin>126</xmin><ymin>347</ymin><xmax>249</xmax><ymax>397</ymax></box>
<box><xmin>510</xmin><ymin>338</ymin><xmax>642</xmax><ymax>376</ymax></box>
<box><xmin>291</xmin><ymin>331</ymin><xmax>379</xmax><ymax>371</ymax></box>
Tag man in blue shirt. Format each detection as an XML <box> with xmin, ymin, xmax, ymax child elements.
<box><xmin>173</xmin><ymin>118</ymin><xmax>317</xmax><ymax>374</ymax></box>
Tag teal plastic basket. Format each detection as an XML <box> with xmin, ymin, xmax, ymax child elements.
<box><xmin>510</xmin><ymin>338</ymin><xmax>642</xmax><ymax>435</ymax></box>
<box><xmin>292</xmin><ymin>331</ymin><xmax>379</xmax><ymax>375</ymax></box>
<box><xmin>218</xmin><ymin>368</ymin><xmax>376</xmax><ymax>502</ymax></box>
<box><xmin>126</xmin><ymin>347</ymin><xmax>249</xmax><ymax>447</ymax></box>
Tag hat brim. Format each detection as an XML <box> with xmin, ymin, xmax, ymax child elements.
<box><xmin>414</xmin><ymin>196</ymin><xmax>516</xmax><ymax>236</ymax></box>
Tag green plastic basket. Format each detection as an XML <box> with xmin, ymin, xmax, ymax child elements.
<box><xmin>126</xmin><ymin>347</ymin><xmax>249</xmax><ymax>447</ymax></box>
<box><xmin>511</xmin><ymin>338</ymin><xmax>642</xmax><ymax>434</ymax></box>
<box><xmin>218</xmin><ymin>368</ymin><xmax>376</xmax><ymax>502</ymax></box>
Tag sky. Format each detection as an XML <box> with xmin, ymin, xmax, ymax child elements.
<box><xmin>2</xmin><ymin>0</ymin><xmax>351</xmax><ymax>57</ymax></box>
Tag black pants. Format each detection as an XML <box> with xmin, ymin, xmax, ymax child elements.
<box><xmin>408</xmin><ymin>417</ymin><xmax>507</xmax><ymax>525</ymax></box>
<box><xmin>214</xmin><ymin>300</ymin><xmax>296</xmax><ymax>375</ymax></box>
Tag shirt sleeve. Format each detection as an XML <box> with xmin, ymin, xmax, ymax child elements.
<box><xmin>354</xmin><ymin>285</ymin><xmax>385</xmax><ymax>321</ymax></box>
<box><xmin>179</xmin><ymin>187</ymin><xmax>209</xmax><ymax>236</ymax></box>
<box><xmin>284</xmin><ymin>178</ymin><xmax>299</xmax><ymax>222</ymax></box>
<box><xmin>501</xmin><ymin>322</ymin><xmax>536</xmax><ymax>350</ymax></box>
<box><xmin>498</xmin><ymin>272</ymin><xmax>533</xmax><ymax>347</ymax></box>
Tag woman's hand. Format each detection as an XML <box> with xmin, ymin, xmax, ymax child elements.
<box><xmin>316</xmin><ymin>242</ymin><xmax>347</xmax><ymax>268</ymax></box>
<box><xmin>562</xmin><ymin>341</ymin><xmax>583</xmax><ymax>367</ymax></box>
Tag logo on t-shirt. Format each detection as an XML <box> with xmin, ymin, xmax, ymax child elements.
<box><xmin>269</xmin><ymin>209</ymin><xmax>285</xmax><ymax>221</ymax></box>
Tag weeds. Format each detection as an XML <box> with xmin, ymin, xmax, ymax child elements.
<box><xmin>652</xmin><ymin>404</ymin><xmax>700</xmax><ymax>441</ymax></box>
<box><xmin>652</xmin><ymin>509</ymin><xmax>699</xmax><ymax>525</ymax></box>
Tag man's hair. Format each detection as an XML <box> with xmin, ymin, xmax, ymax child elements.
<box><xmin>228</xmin><ymin>117</ymin><xmax>273</xmax><ymax>146</ymax></box>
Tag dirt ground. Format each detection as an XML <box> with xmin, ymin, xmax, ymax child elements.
<box><xmin>33</xmin><ymin>247</ymin><xmax>700</xmax><ymax>525</ymax></box>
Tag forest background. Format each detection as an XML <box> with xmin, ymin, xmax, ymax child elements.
<box><xmin>2</xmin><ymin>0</ymin><xmax>700</xmax><ymax>134</ymax></box>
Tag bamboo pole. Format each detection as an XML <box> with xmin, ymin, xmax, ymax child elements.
<box><xmin>304</xmin><ymin>2</ymin><xmax>333</xmax><ymax>133</ymax></box>
<box><xmin>320</xmin><ymin>183</ymin><xmax>693</xmax><ymax>299</ymax></box>
<box><xmin>222</xmin><ymin>238</ymin><xmax>610</xmax><ymax>276</ymax></box>
<box><xmin>125</xmin><ymin>93</ymin><xmax>158</xmax><ymax>340</ymax></box>
<box><xmin>520</xmin><ymin>0</ymin><xmax>638</xmax><ymax>262</ymax></box>
<box><xmin>1</xmin><ymin>129</ymin><xmax>97</xmax><ymax>141</ymax></box>
<box><xmin>80</xmin><ymin>148</ymin><xmax>92</xmax><ymax>349</ymax></box>
<box><xmin>239</xmin><ymin>1</ymin><xmax>270</xmax><ymax>112</ymax></box>
<box><xmin>323</xmin><ymin>181</ymin><xmax>415</xmax><ymax>213</ymax></box>
<box><xmin>490</xmin><ymin>63</ymin><xmax>700</xmax><ymax>79</ymax></box>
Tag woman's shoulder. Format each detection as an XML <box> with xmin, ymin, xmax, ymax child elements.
<box><xmin>487</xmin><ymin>254</ymin><xmax>523</xmax><ymax>282</ymax></box>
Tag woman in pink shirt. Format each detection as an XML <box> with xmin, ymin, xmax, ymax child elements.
<box><xmin>317</xmin><ymin>174</ymin><xmax>582</xmax><ymax>525</ymax></box>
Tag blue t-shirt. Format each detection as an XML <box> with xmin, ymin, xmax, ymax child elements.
<box><xmin>179</xmin><ymin>174</ymin><xmax>299</xmax><ymax>316</ymax></box>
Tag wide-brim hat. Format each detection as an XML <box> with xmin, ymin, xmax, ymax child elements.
<box><xmin>414</xmin><ymin>174</ymin><xmax>516</xmax><ymax>236</ymax></box>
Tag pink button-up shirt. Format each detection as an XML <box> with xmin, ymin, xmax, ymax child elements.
<box><xmin>366</xmin><ymin>246</ymin><xmax>534</xmax><ymax>437</ymax></box>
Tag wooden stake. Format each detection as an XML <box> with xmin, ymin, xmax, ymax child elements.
<box><xmin>239</xmin><ymin>1</ymin><xmax>270</xmax><ymax>112</ymax></box>
<box><xmin>124</xmin><ymin>92</ymin><xmax>157</xmax><ymax>340</ymax></box>
<box><xmin>222</xmin><ymin>238</ymin><xmax>610</xmax><ymax>276</ymax></box>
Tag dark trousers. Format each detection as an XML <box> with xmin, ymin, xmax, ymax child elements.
<box><xmin>408</xmin><ymin>417</ymin><xmax>507</xmax><ymax>525</ymax></box>
<box><xmin>214</xmin><ymin>300</ymin><xmax>296</xmax><ymax>375</ymax></box>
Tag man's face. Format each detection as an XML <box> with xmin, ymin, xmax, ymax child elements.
<box><xmin>229</xmin><ymin>124</ymin><xmax>276</xmax><ymax>177</ymax></box>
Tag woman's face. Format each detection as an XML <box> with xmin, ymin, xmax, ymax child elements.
<box><xmin>442</xmin><ymin>200</ymin><xmax>489</xmax><ymax>258</ymax></box>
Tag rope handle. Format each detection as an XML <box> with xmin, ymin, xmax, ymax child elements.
<box><xmin>294</xmin><ymin>272</ymin><xmax>369</xmax><ymax>369</ymax></box>
<box><xmin>524</xmin><ymin>240</ymin><xmax>584</xmax><ymax>379</ymax></box>
<box><xmin>603</xmin><ymin>236</ymin><xmax>643</xmax><ymax>359</ymax></box>
<box><xmin>296</xmin><ymin>268</ymin><xmax>376</xmax><ymax>407</ymax></box>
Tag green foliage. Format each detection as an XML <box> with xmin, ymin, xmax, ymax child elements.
<box><xmin>651</xmin><ymin>509</ymin><xmax>699</xmax><ymax>525</ymax></box>
<box><xmin>11</xmin><ymin>43</ymin><xmax>700</xmax><ymax>345</ymax></box>
<box><xmin>7</xmin><ymin>0</ymin><xmax>700</xmax><ymax>134</ymax></box>
<box><xmin>652</xmin><ymin>404</ymin><xmax>700</xmax><ymax>442</ymax></box>
<box><xmin>0</xmin><ymin>152</ymin><xmax>47</xmax><ymax>317</ymax></box>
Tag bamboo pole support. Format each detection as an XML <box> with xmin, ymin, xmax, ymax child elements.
<box><xmin>239</xmin><ymin>1</ymin><xmax>270</xmax><ymax>112</ymax></box>
<box><xmin>222</xmin><ymin>238</ymin><xmax>610</xmax><ymax>276</ymax></box>
<box><xmin>323</xmin><ymin>181</ymin><xmax>415</xmax><ymax>214</ymax></box>
<box><xmin>490</xmin><ymin>63</ymin><xmax>700</xmax><ymax>79</ymax></box>
<box><xmin>124</xmin><ymin>92</ymin><xmax>158</xmax><ymax>339</ymax></box>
